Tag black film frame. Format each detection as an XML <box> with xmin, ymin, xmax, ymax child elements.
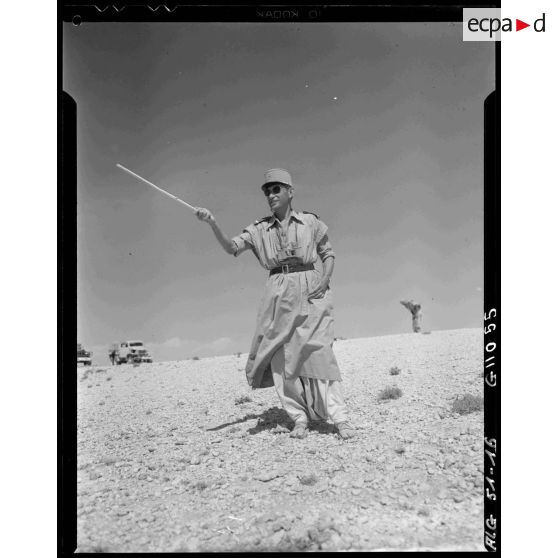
<box><xmin>59</xmin><ymin>2</ymin><xmax>501</xmax><ymax>555</ymax></box>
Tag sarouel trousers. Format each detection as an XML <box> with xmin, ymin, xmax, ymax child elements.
<box><xmin>270</xmin><ymin>346</ymin><xmax>349</xmax><ymax>425</ymax></box>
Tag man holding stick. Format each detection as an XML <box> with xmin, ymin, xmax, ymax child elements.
<box><xmin>195</xmin><ymin>169</ymin><xmax>355</xmax><ymax>439</ymax></box>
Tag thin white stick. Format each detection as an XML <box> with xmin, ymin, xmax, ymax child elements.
<box><xmin>116</xmin><ymin>163</ymin><xmax>197</xmax><ymax>212</ymax></box>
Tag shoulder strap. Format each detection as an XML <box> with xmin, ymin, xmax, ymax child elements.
<box><xmin>302</xmin><ymin>211</ymin><xmax>320</xmax><ymax>219</ymax></box>
<box><xmin>253</xmin><ymin>216</ymin><xmax>272</xmax><ymax>226</ymax></box>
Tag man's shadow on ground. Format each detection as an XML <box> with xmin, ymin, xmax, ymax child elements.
<box><xmin>206</xmin><ymin>406</ymin><xmax>336</xmax><ymax>435</ymax></box>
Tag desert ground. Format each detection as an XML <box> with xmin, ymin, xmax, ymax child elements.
<box><xmin>76</xmin><ymin>327</ymin><xmax>485</xmax><ymax>552</ymax></box>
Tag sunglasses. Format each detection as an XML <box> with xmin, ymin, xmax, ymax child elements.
<box><xmin>263</xmin><ymin>184</ymin><xmax>286</xmax><ymax>197</ymax></box>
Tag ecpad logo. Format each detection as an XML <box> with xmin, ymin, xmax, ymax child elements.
<box><xmin>463</xmin><ymin>8</ymin><xmax>546</xmax><ymax>41</ymax></box>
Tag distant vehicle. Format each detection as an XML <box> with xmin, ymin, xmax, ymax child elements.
<box><xmin>77</xmin><ymin>343</ymin><xmax>92</xmax><ymax>366</ymax></box>
<box><xmin>116</xmin><ymin>340</ymin><xmax>153</xmax><ymax>364</ymax></box>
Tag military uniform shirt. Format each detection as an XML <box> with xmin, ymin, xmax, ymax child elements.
<box><xmin>231</xmin><ymin>210</ymin><xmax>342</xmax><ymax>389</ymax></box>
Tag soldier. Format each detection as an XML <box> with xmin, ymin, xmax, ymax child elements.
<box><xmin>195</xmin><ymin>168</ymin><xmax>355</xmax><ymax>439</ymax></box>
<box><xmin>400</xmin><ymin>300</ymin><xmax>422</xmax><ymax>333</ymax></box>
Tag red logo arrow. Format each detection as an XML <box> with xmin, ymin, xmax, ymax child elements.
<box><xmin>516</xmin><ymin>19</ymin><xmax>530</xmax><ymax>31</ymax></box>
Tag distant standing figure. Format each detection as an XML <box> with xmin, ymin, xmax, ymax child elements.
<box><xmin>109</xmin><ymin>349</ymin><xmax>117</xmax><ymax>366</ymax></box>
<box><xmin>195</xmin><ymin>168</ymin><xmax>355</xmax><ymax>439</ymax></box>
<box><xmin>400</xmin><ymin>300</ymin><xmax>422</xmax><ymax>333</ymax></box>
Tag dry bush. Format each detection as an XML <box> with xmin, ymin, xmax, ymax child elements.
<box><xmin>451</xmin><ymin>393</ymin><xmax>483</xmax><ymax>415</ymax></box>
<box><xmin>193</xmin><ymin>480</ymin><xmax>208</xmax><ymax>491</ymax></box>
<box><xmin>235</xmin><ymin>395</ymin><xmax>252</xmax><ymax>405</ymax></box>
<box><xmin>299</xmin><ymin>473</ymin><xmax>318</xmax><ymax>486</ymax></box>
<box><xmin>192</xmin><ymin>356</ymin><xmax>200</xmax><ymax>361</ymax></box>
<box><xmin>389</xmin><ymin>366</ymin><xmax>401</xmax><ymax>376</ymax></box>
<box><xmin>378</xmin><ymin>386</ymin><xmax>403</xmax><ymax>401</ymax></box>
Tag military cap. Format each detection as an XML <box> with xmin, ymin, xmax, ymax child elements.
<box><xmin>261</xmin><ymin>168</ymin><xmax>293</xmax><ymax>190</ymax></box>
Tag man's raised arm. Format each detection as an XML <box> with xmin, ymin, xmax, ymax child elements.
<box><xmin>195</xmin><ymin>208</ymin><xmax>236</xmax><ymax>255</ymax></box>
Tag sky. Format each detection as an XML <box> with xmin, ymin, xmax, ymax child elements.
<box><xmin>63</xmin><ymin>22</ymin><xmax>495</xmax><ymax>365</ymax></box>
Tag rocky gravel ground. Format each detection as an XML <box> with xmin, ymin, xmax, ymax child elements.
<box><xmin>76</xmin><ymin>328</ymin><xmax>485</xmax><ymax>552</ymax></box>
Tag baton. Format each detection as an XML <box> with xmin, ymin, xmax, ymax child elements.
<box><xmin>116</xmin><ymin>163</ymin><xmax>197</xmax><ymax>213</ymax></box>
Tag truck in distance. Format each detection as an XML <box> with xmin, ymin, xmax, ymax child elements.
<box><xmin>114</xmin><ymin>340</ymin><xmax>153</xmax><ymax>364</ymax></box>
<box><xmin>77</xmin><ymin>343</ymin><xmax>92</xmax><ymax>366</ymax></box>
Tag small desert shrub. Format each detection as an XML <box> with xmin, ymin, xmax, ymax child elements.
<box><xmin>299</xmin><ymin>473</ymin><xmax>318</xmax><ymax>486</ymax></box>
<box><xmin>235</xmin><ymin>352</ymin><xmax>242</xmax><ymax>358</ymax></box>
<box><xmin>234</xmin><ymin>395</ymin><xmax>252</xmax><ymax>405</ymax></box>
<box><xmin>193</xmin><ymin>480</ymin><xmax>208</xmax><ymax>491</ymax></box>
<box><xmin>451</xmin><ymin>393</ymin><xmax>483</xmax><ymax>415</ymax></box>
<box><xmin>192</xmin><ymin>356</ymin><xmax>200</xmax><ymax>361</ymax></box>
<box><xmin>389</xmin><ymin>366</ymin><xmax>401</xmax><ymax>376</ymax></box>
<box><xmin>378</xmin><ymin>386</ymin><xmax>403</xmax><ymax>401</ymax></box>
<box><xmin>422</xmin><ymin>331</ymin><xmax>432</xmax><ymax>335</ymax></box>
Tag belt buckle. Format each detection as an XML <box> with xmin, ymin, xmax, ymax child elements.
<box><xmin>281</xmin><ymin>263</ymin><xmax>290</xmax><ymax>274</ymax></box>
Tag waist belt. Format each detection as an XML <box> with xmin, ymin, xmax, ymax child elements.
<box><xmin>269</xmin><ymin>263</ymin><xmax>315</xmax><ymax>276</ymax></box>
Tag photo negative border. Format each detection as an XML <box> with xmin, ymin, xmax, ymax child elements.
<box><xmin>59</xmin><ymin>2</ymin><xmax>501</xmax><ymax>554</ymax></box>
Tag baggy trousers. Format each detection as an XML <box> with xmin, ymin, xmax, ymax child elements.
<box><xmin>270</xmin><ymin>346</ymin><xmax>349</xmax><ymax>425</ymax></box>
